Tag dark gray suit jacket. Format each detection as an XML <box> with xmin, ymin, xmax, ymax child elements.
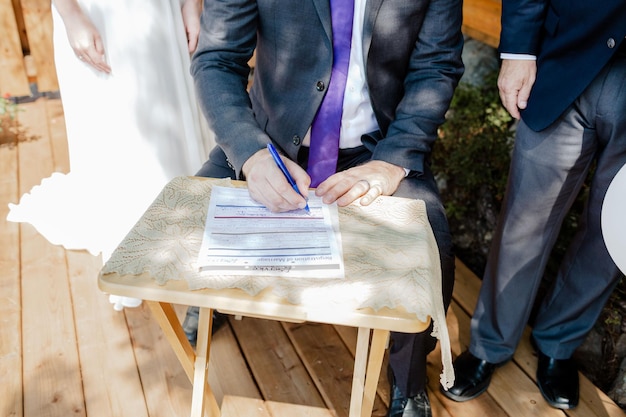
<box><xmin>191</xmin><ymin>0</ymin><xmax>464</xmax><ymax>179</ymax></box>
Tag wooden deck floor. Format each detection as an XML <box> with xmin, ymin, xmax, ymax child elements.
<box><xmin>1</xmin><ymin>96</ymin><xmax>624</xmax><ymax>417</ymax></box>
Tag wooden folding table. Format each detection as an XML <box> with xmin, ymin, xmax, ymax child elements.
<box><xmin>98</xmin><ymin>176</ymin><xmax>449</xmax><ymax>417</ymax></box>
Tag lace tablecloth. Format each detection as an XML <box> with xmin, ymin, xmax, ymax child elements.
<box><xmin>101</xmin><ymin>176</ymin><xmax>453</xmax><ymax>388</ymax></box>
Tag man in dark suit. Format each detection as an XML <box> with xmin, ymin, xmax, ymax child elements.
<box><xmin>442</xmin><ymin>0</ymin><xmax>626</xmax><ymax>410</ymax></box>
<box><xmin>186</xmin><ymin>0</ymin><xmax>464</xmax><ymax>415</ymax></box>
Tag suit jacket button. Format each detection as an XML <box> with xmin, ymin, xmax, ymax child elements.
<box><xmin>607</xmin><ymin>38</ymin><xmax>616</xmax><ymax>49</ymax></box>
<box><xmin>292</xmin><ymin>135</ymin><xmax>301</xmax><ymax>145</ymax></box>
<box><xmin>316</xmin><ymin>81</ymin><xmax>325</xmax><ymax>91</ymax></box>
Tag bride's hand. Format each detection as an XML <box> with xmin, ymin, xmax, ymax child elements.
<box><xmin>181</xmin><ymin>0</ymin><xmax>202</xmax><ymax>54</ymax></box>
<box><xmin>60</xmin><ymin>7</ymin><xmax>111</xmax><ymax>74</ymax></box>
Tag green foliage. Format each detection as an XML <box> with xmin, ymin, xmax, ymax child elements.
<box><xmin>433</xmin><ymin>73</ymin><xmax>514</xmax><ymax>223</ymax></box>
<box><xmin>0</xmin><ymin>93</ymin><xmax>19</xmax><ymax>119</ymax></box>
<box><xmin>0</xmin><ymin>93</ymin><xmax>37</xmax><ymax>147</ymax></box>
<box><xmin>0</xmin><ymin>93</ymin><xmax>21</xmax><ymax>139</ymax></box>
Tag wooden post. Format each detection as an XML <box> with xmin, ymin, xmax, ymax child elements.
<box><xmin>0</xmin><ymin>0</ymin><xmax>30</xmax><ymax>96</ymax></box>
<box><xmin>19</xmin><ymin>0</ymin><xmax>59</xmax><ymax>92</ymax></box>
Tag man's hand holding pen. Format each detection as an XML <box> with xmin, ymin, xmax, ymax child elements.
<box><xmin>242</xmin><ymin>144</ymin><xmax>405</xmax><ymax>212</ymax></box>
<box><xmin>243</xmin><ymin>146</ymin><xmax>311</xmax><ymax>213</ymax></box>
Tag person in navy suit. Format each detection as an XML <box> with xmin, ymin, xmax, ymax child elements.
<box><xmin>442</xmin><ymin>0</ymin><xmax>626</xmax><ymax>410</ymax></box>
<box><xmin>185</xmin><ymin>0</ymin><xmax>465</xmax><ymax>415</ymax></box>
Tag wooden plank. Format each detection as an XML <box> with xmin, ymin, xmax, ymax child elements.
<box><xmin>12</xmin><ymin>97</ymin><xmax>53</xmax><ymax>186</ymax></box>
<box><xmin>452</xmin><ymin>259</ymin><xmax>626</xmax><ymax>416</ymax></box>
<box><xmin>462</xmin><ymin>26</ymin><xmax>499</xmax><ymax>50</ymax></box>
<box><xmin>429</xmin><ymin>392</ymin><xmax>454</xmax><ymax>417</ymax></box>
<box><xmin>283</xmin><ymin>321</ymin><xmax>355</xmax><ymax>417</ymax></box>
<box><xmin>229</xmin><ymin>317</ymin><xmax>326</xmax><ymax>407</ymax></box>
<box><xmin>124</xmin><ymin>303</ymin><xmax>193</xmax><ymax>417</ymax></box>
<box><xmin>223</xmin><ymin>396</ymin><xmax>336</xmax><ymax>417</ymax></box>
<box><xmin>221</xmin><ymin>396</ymin><xmax>272</xmax><ymax>417</ymax></box>
<box><xmin>12</xmin><ymin>0</ymin><xmax>28</xmax><ymax>49</ymax></box>
<box><xmin>19</xmin><ymin>0</ymin><xmax>58</xmax><ymax>92</ymax></box>
<box><xmin>0</xmin><ymin>0</ymin><xmax>30</xmax><ymax>96</ymax></box>
<box><xmin>67</xmin><ymin>250</ymin><xmax>150</xmax><ymax>417</ymax></box>
<box><xmin>266</xmin><ymin>399</ymin><xmax>336</xmax><ymax>417</ymax></box>
<box><xmin>17</xmin><ymin>98</ymin><xmax>85</xmax><ymax>417</ymax></box>
<box><xmin>491</xmin><ymin>363</ymin><xmax>565</xmax><ymax>416</ymax></box>
<box><xmin>462</xmin><ymin>0</ymin><xmax>501</xmax><ymax>49</ymax></box>
<box><xmin>20</xmin><ymin>230</ymin><xmax>85</xmax><ymax>417</ymax></box>
<box><xmin>201</xmin><ymin>318</ymin><xmax>262</xmax><ymax>402</ymax></box>
<box><xmin>283</xmin><ymin>321</ymin><xmax>388</xmax><ymax>417</ymax></box>
<box><xmin>0</xmin><ymin>69</ymin><xmax>23</xmax><ymax>417</ymax></box>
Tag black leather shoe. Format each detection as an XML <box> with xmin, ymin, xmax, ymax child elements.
<box><xmin>182</xmin><ymin>306</ymin><xmax>228</xmax><ymax>346</ymax></box>
<box><xmin>388</xmin><ymin>384</ymin><xmax>432</xmax><ymax>417</ymax></box>
<box><xmin>440</xmin><ymin>350</ymin><xmax>506</xmax><ymax>402</ymax></box>
<box><xmin>536</xmin><ymin>350</ymin><xmax>579</xmax><ymax>409</ymax></box>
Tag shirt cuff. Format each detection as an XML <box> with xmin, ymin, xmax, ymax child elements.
<box><xmin>500</xmin><ymin>53</ymin><xmax>537</xmax><ymax>60</ymax></box>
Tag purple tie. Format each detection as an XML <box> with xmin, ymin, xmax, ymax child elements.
<box><xmin>308</xmin><ymin>0</ymin><xmax>354</xmax><ymax>187</ymax></box>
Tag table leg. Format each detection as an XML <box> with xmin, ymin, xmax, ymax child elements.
<box><xmin>190</xmin><ymin>307</ymin><xmax>221</xmax><ymax>417</ymax></box>
<box><xmin>361</xmin><ymin>329</ymin><xmax>389</xmax><ymax>417</ymax></box>
<box><xmin>349</xmin><ymin>327</ymin><xmax>370</xmax><ymax>417</ymax></box>
<box><xmin>347</xmin><ymin>327</ymin><xmax>389</xmax><ymax>417</ymax></box>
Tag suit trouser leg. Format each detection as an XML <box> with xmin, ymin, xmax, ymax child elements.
<box><xmin>470</xmin><ymin>56</ymin><xmax>626</xmax><ymax>363</ymax></box>
<box><xmin>532</xmin><ymin>56</ymin><xmax>626</xmax><ymax>359</ymax></box>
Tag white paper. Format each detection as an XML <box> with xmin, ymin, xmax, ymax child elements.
<box><xmin>197</xmin><ymin>186</ymin><xmax>345</xmax><ymax>278</ymax></box>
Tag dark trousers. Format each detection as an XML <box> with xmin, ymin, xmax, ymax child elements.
<box><xmin>470</xmin><ymin>53</ymin><xmax>626</xmax><ymax>363</ymax></box>
<box><xmin>197</xmin><ymin>144</ymin><xmax>455</xmax><ymax>396</ymax></box>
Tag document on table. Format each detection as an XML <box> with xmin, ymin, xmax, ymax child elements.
<box><xmin>197</xmin><ymin>186</ymin><xmax>345</xmax><ymax>278</ymax></box>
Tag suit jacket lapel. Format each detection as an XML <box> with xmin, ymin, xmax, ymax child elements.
<box><xmin>363</xmin><ymin>0</ymin><xmax>384</xmax><ymax>61</ymax></box>
<box><xmin>312</xmin><ymin>0</ymin><xmax>332</xmax><ymax>43</ymax></box>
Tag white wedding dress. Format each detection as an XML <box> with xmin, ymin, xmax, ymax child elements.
<box><xmin>8</xmin><ymin>0</ymin><xmax>213</xmax><ymax>267</ymax></box>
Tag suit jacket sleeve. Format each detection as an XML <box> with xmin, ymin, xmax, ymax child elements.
<box><xmin>191</xmin><ymin>0</ymin><xmax>264</xmax><ymax>179</ymax></box>
<box><xmin>499</xmin><ymin>0</ymin><xmax>548</xmax><ymax>54</ymax></box>
<box><xmin>368</xmin><ymin>0</ymin><xmax>464</xmax><ymax>175</ymax></box>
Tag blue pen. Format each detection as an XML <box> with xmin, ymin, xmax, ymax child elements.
<box><xmin>267</xmin><ymin>143</ymin><xmax>310</xmax><ymax>213</ymax></box>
